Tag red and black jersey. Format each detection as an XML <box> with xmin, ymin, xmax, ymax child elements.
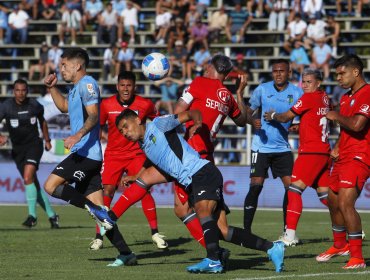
<box><xmin>291</xmin><ymin>90</ymin><xmax>331</xmax><ymax>154</ymax></box>
<box><xmin>338</xmin><ymin>84</ymin><xmax>370</xmax><ymax>166</ymax></box>
<box><xmin>100</xmin><ymin>94</ymin><xmax>158</xmax><ymax>157</ymax></box>
<box><xmin>180</xmin><ymin>77</ymin><xmax>241</xmax><ymax>154</ymax></box>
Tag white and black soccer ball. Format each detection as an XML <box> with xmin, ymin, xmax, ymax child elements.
<box><xmin>141</xmin><ymin>52</ymin><xmax>170</xmax><ymax>81</ymax></box>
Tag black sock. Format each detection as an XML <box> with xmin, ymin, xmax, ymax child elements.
<box><xmin>95</xmin><ymin>233</ymin><xmax>103</xmax><ymax>240</ymax></box>
<box><xmin>226</xmin><ymin>226</ymin><xmax>273</xmax><ymax>252</ymax></box>
<box><xmin>200</xmin><ymin>216</ymin><xmax>220</xmax><ymax>261</ymax></box>
<box><xmin>108</xmin><ymin>210</ymin><xmax>118</xmax><ymax>221</ymax></box>
<box><xmin>105</xmin><ymin>224</ymin><xmax>131</xmax><ymax>255</ymax></box>
<box><xmin>243</xmin><ymin>184</ymin><xmax>263</xmax><ymax>231</ymax></box>
<box><xmin>51</xmin><ymin>184</ymin><xmax>88</xmax><ymax>209</ymax></box>
<box><xmin>151</xmin><ymin>228</ymin><xmax>158</xmax><ymax>235</ymax></box>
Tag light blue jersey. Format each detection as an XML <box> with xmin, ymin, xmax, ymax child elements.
<box><xmin>140</xmin><ymin>115</ymin><xmax>209</xmax><ymax>188</ymax></box>
<box><xmin>250</xmin><ymin>81</ymin><xmax>303</xmax><ymax>153</ymax></box>
<box><xmin>68</xmin><ymin>75</ymin><xmax>102</xmax><ymax>161</ymax></box>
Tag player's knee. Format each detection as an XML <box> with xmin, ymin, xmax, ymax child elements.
<box><xmin>43</xmin><ymin>180</ymin><xmax>55</xmax><ymax>195</ymax></box>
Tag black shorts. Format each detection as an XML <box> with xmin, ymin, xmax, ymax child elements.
<box><xmin>52</xmin><ymin>153</ymin><xmax>103</xmax><ymax>196</ymax></box>
<box><xmin>12</xmin><ymin>139</ymin><xmax>43</xmax><ymax>175</ymax></box>
<box><xmin>250</xmin><ymin>150</ymin><xmax>293</xmax><ymax>179</ymax></box>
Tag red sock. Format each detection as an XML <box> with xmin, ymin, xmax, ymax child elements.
<box><xmin>286</xmin><ymin>190</ymin><xmax>302</xmax><ymax>230</ymax></box>
<box><xmin>103</xmin><ymin>195</ymin><xmax>113</xmax><ymax>208</ymax></box>
<box><xmin>111</xmin><ymin>182</ymin><xmax>148</xmax><ymax>219</ymax></box>
<box><xmin>141</xmin><ymin>192</ymin><xmax>158</xmax><ymax>230</ymax></box>
<box><xmin>348</xmin><ymin>232</ymin><xmax>363</xmax><ymax>259</ymax></box>
<box><xmin>181</xmin><ymin>212</ymin><xmax>206</xmax><ymax>248</ymax></box>
<box><xmin>320</xmin><ymin>198</ymin><xmax>328</xmax><ymax>207</ymax></box>
<box><xmin>332</xmin><ymin>225</ymin><xmax>347</xmax><ymax>248</ymax></box>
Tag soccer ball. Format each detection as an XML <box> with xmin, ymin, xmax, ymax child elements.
<box><xmin>141</xmin><ymin>52</ymin><xmax>170</xmax><ymax>81</ymax></box>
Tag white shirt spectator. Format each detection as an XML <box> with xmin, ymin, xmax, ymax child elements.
<box><xmin>8</xmin><ymin>10</ymin><xmax>29</xmax><ymax>29</ymax></box>
<box><xmin>303</xmin><ymin>0</ymin><xmax>323</xmax><ymax>16</ymax></box>
<box><xmin>287</xmin><ymin>19</ymin><xmax>307</xmax><ymax>38</ymax></box>
<box><xmin>117</xmin><ymin>48</ymin><xmax>134</xmax><ymax>62</ymax></box>
<box><xmin>121</xmin><ymin>6</ymin><xmax>138</xmax><ymax>27</ymax></box>
<box><xmin>62</xmin><ymin>9</ymin><xmax>82</xmax><ymax>29</ymax></box>
<box><xmin>155</xmin><ymin>11</ymin><xmax>172</xmax><ymax>28</ymax></box>
<box><xmin>103</xmin><ymin>47</ymin><xmax>113</xmax><ymax>66</ymax></box>
<box><xmin>48</xmin><ymin>47</ymin><xmax>63</xmax><ymax>67</ymax></box>
<box><xmin>307</xmin><ymin>19</ymin><xmax>327</xmax><ymax>40</ymax></box>
<box><xmin>100</xmin><ymin>9</ymin><xmax>118</xmax><ymax>26</ymax></box>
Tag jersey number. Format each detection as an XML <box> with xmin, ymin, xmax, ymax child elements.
<box><xmin>319</xmin><ymin>117</ymin><xmax>329</xmax><ymax>142</ymax></box>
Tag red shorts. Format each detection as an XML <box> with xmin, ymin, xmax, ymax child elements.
<box><xmin>101</xmin><ymin>153</ymin><xmax>146</xmax><ymax>186</ymax></box>
<box><xmin>174</xmin><ymin>152</ymin><xmax>214</xmax><ymax>204</ymax></box>
<box><xmin>329</xmin><ymin>158</ymin><xmax>369</xmax><ymax>193</ymax></box>
<box><xmin>291</xmin><ymin>154</ymin><xmax>330</xmax><ymax>188</ymax></box>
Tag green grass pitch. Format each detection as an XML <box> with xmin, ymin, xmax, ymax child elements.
<box><xmin>0</xmin><ymin>205</ymin><xmax>368</xmax><ymax>280</ymax></box>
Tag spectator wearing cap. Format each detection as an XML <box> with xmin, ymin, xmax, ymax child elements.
<box><xmin>185</xmin><ymin>45</ymin><xmax>211</xmax><ymax>83</ymax></box>
<box><xmin>187</xmin><ymin>17</ymin><xmax>209</xmax><ymax>52</ymax></box>
<box><xmin>154</xmin><ymin>6</ymin><xmax>172</xmax><ymax>45</ymax></box>
<box><xmin>290</xmin><ymin>40</ymin><xmax>310</xmax><ymax>76</ymax></box>
<box><xmin>119</xmin><ymin>1</ymin><xmax>141</xmax><ymax>44</ymax></box>
<box><xmin>103</xmin><ymin>43</ymin><xmax>119</xmax><ymax>81</ymax></box>
<box><xmin>225</xmin><ymin>3</ymin><xmax>253</xmax><ymax>43</ymax></box>
<box><xmin>97</xmin><ymin>2</ymin><xmax>119</xmax><ymax>45</ymax></box>
<box><xmin>115</xmin><ymin>41</ymin><xmax>134</xmax><ymax>78</ymax></box>
<box><xmin>303</xmin><ymin>14</ymin><xmax>327</xmax><ymax>50</ymax></box>
<box><xmin>46</xmin><ymin>39</ymin><xmax>63</xmax><ymax>78</ymax></box>
<box><xmin>82</xmin><ymin>0</ymin><xmax>103</xmax><ymax>29</ymax></box>
<box><xmin>29</xmin><ymin>42</ymin><xmax>49</xmax><ymax>81</ymax></box>
<box><xmin>167</xmin><ymin>17</ymin><xmax>187</xmax><ymax>52</ymax></box>
<box><xmin>6</xmin><ymin>4</ymin><xmax>29</xmax><ymax>44</ymax></box>
<box><xmin>208</xmin><ymin>5</ymin><xmax>228</xmax><ymax>43</ymax></box>
<box><xmin>59</xmin><ymin>3</ymin><xmax>83</xmax><ymax>46</ymax></box>
<box><xmin>283</xmin><ymin>12</ymin><xmax>307</xmax><ymax>53</ymax></box>
<box><xmin>168</xmin><ymin>40</ymin><xmax>188</xmax><ymax>80</ymax></box>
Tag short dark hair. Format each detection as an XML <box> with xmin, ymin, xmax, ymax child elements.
<box><xmin>333</xmin><ymin>54</ymin><xmax>364</xmax><ymax>73</ymax></box>
<box><xmin>271</xmin><ymin>59</ymin><xmax>290</xmax><ymax>68</ymax></box>
<box><xmin>13</xmin><ymin>78</ymin><xmax>28</xmax><ymax>88</ymax></box>
<box><xmin>118</xmin><ymin>71</ymin><xmax>136</xmax><ymax>84</ymax></box>
<box><xmin>115</xmin><ymin>108</ymin><xmax>138</xmax><ymax>128</ymax></box>
<box><xmin>211</xmin><ymin>54</ymin><xmax>233</xmax><ymax>76</ymax></box>
<box><xmin>61</xmin><ymin>47</ymin><xmax>90</xmax><ymax>68</ymax></box>
<box><xmin>302</xmin><ymin>68</ymin><xmax>323</xmax><ymax>81</ymax></box>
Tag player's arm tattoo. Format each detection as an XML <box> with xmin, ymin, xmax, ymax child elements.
<box><xmin>76</xmin><ymin>103</ymin><xmax>99</xmax><ymax>138</ymax></box>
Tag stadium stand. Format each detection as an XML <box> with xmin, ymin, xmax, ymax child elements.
<box><xmin>0</xmin><ymin>0</ymin><xmax>369</xmax><ymax>164</ymax></box>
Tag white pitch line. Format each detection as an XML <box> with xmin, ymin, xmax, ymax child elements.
<box><xmin>232</xmin><ymin>270</ymin><xmax>370</xmax><ymax>280</ymax></box>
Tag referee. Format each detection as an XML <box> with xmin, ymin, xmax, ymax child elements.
<box><xmin>0</xmin><ymin>79</ymin><xmax>59</xmax><ymax>228</ymax></box>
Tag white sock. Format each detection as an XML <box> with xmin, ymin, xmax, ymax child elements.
<box><xmin>285</xmin><ymin>229</ymin><xmax>296</xmax><ymax>241</ymax></box>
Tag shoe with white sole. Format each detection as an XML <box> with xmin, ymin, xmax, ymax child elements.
<box><xmin>152</xmin><ymin>233</ymin><xmax>168</xmax><ymax>249</ymax></box>
<box><xmin>316</xmin><ymin>244</ymin><xmax>350</xmax><ymax>262</ymax></box>
<box><xmin>278</xmin><ymin>232</ymin><xmax>300</xmax><ymax>247</ymax></box>
<box><xmin>89</xmin><ymin>238</ymin><xmax>103</xmax><ymax>250</ymax></box>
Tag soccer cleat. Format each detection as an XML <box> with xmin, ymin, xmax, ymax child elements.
<box><xmin>219</xmin><ymin>247</ymin><xmax>230</xmax><ymax>269</ymax></box>
<box><xmin>316</xmin><ymin>244</ymin><xmax>350</xmax><ymax>262</ymax></box>
<box><xmin>22</xmin><ymin>215</ymin><xmax>37</xmax><ymax>228</ymax></box>
<box><xmin>89</xmin><ymin>238</ymin><xmax>103</xmax><ymax>250</ymax></box>
<box><xmin>186</xmin><ymin>258</ymin><xmax>223</xmax><ymax>274</ymax></box>
<box><xmin>267</xmin><ymin>241</ymin><xmax>285</xmax><ymax>272</ymax></box>
<box><xmin>362</xmin><ymin>230</ymin><xmax>366</xmax><ymax>240</ymax></box>
<box><xmin>107</xmin><ymin>253</ymin><xmax>138</xmax><ymax>267</ymax></box>
<box><xmin>342</xmin><ymin>257</ymin><xmax>366</xmax><ymax>269</ymax></box>
<box><xmin>152</xmin><ymin>233</ymin><xmax>168</xmax><ymax>249</ymax></box>
<box><xmin>49</xmin><ymin>214</ymin><xmax>60</xmax><ymax>229</ymax></box>
<box><xmin>85</xmin><ymin>204</ymin><xmax>114</xmax><ymax>230</ymax></box>
<box><xmin>278</xmin><ymin>232</ymin><xmax>299</xmax><ymax>247</ymax></box>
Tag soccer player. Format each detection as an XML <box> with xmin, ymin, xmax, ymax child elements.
<box><xmin>43</xmin><ymin>48</ymin><xmax>136</xmax><ymax>267</ymax></box>
<box><xmin>87</xmin><ymin>108</ymin><xmax>285</xmax><ymax>274</ymax></box>
<box><xmin>0</xmin><ymin>79</ymin><xmax>59</xmax><ymax>229</ymax></box>
<box><xmin>89</xmin><ymin>70</ymin><xmax>167</xmax><ymax>250</ymax></box>
<box><xmin>264</xmin><ymin>68</ymin><xmax>331</xmax><ymax>246</ymax></box>
<box><xmin>171</xmin><ymin>54</ymin><xmax>249</xmax><ymax>247</ymax></box>
<box><xmin>243</xmin><ymin>59</ymin><xmax>303</xmax><ymax>238</ymax></box>
<box><xmin>316</xmin><ymin>54</ymin><xmax>368</xmax><ymax>269</ymax></box>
